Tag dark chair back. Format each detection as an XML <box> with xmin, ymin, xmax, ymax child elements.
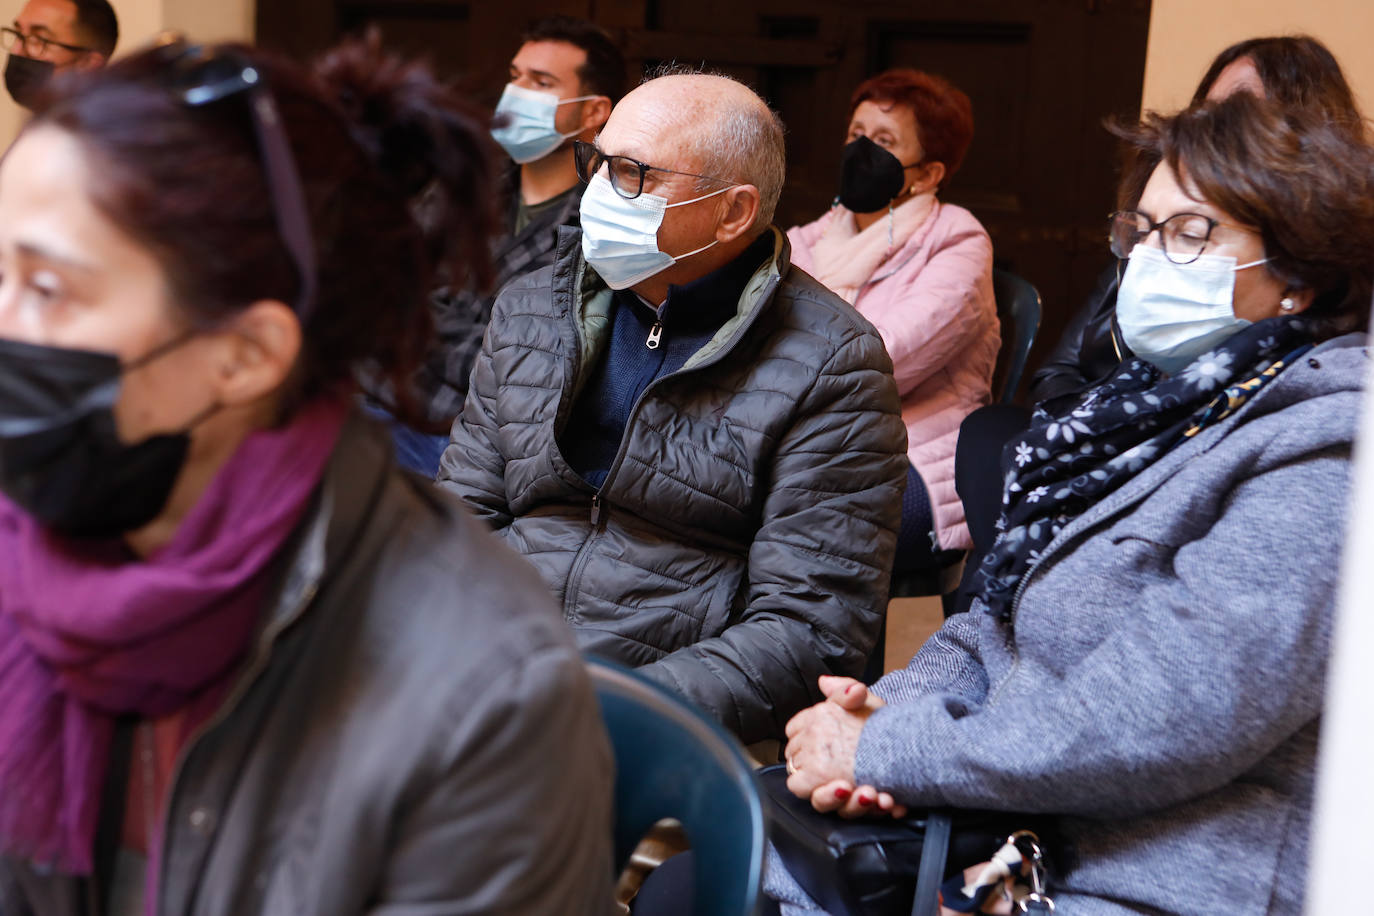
<box><xmin>991</xmin><ymin>269</ymin><xmax>1043</xmax><ymax>403</ymax></box>
<box><xmin>590</xmin><ymin>660</ymin><xmax>766</xmax><ymax>916</ymax></box>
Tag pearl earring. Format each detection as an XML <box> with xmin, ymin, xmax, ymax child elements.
<box><xmin>1279</xmin><ymin>297</ymin><xmax>1295</xmax><ymax>313</ymax></box>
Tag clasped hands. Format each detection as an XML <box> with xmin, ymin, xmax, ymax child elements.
<box><xmin>783</xmin><ymin>675</ymin><xmax>908</xmax><ymax>819</ymax></box>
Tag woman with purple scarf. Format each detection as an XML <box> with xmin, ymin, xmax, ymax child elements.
<box><xmin>0</xmin><ymin>33</ymin><xmax>613</xmax><ymax>916</ymax></box>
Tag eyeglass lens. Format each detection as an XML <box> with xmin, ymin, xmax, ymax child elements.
<box><xmin>574</xmin><ymin>141</ymin><xmax>649</xmax><ymax>199</ymax></box>
<box><xmin>2</xmin><ymin>28</ymin><xmax>36</xmax><ymax>55</ymax></box>
<box><xmin>1110</xmin><ymin>211</ymin><xmax>1215</xmax><ymax>264</ymax></box>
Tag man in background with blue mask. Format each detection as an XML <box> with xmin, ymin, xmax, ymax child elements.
<box><xmin>370</xmin><ymin>15</ymin><xmax>621</xmax><ymax>474</ymax></box>
<box><xmin>3</xmin><ymin>0</ymin><xmax>115</xmax><ymax>109</ymax></box>
<box><xmin>440</xmin><ymin>71</ymin><xmax>908</xmax><ymax>747</ymax></box>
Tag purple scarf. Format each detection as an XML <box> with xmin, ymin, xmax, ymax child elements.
<box><xmin>0</xmin><ymin>398</ymin><xmax>348</xmax><ymax>874</ymax></box>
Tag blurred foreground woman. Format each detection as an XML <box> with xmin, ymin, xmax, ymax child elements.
<box><xmin>0</xmin><ymin>35</ymin><xmax>612</xmax><ymax>916</ymax></box>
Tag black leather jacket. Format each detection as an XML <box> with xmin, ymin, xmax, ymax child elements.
<box><xmin>1028</xmin><ymin>263</ymin><xmax>1131</xmax><ymax>404</ymax></box>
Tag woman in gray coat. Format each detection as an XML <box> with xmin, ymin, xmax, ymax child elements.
<box><xmin>773</xmin><ymin>93</ymin><xmax>1374</xmax><ymax>915</ymax></box>
<box><xmin>0</xmin><ymin>35</ymin><xmax>612</xmax><ymax>916</ymax></box>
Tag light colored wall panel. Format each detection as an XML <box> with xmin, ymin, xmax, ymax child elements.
<box><xmin>1142</xmin><ymin>0</ymin><xmax>1374</xmax><ymax>114</ymax></box>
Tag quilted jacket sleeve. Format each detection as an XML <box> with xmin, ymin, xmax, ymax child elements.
<box><xmin>638</xmin><ymin>330</ymin><xmax>908</xmax><ymax>743</ymax></box>
<box><xmin>435</xmin><ymin>300</ymin><xmax>514</xmax><ymax>530</ymax></box>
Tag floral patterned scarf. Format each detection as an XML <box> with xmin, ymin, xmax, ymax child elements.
<box><xmin>974</xmin><ymin>315</ymin><xmax>1314</xmax><ymax>621</ymax></box>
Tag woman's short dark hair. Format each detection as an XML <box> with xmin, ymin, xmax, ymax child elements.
<box><xmin>1116</xmin><ymin>36</ymin><xmax>1365</xmax><ymax>212</ymax></box>
<box><xmin>1115</xmin><ymin>93</ymin><xmax>1374</xmax><ymax>336</ymax></box>
<box><xmin>25</xmin><ymin>32</ymin><xmax>501</xmax><ymax>424</ymax></box>
<box><xmin>1191</xmin><ymin>35</ymin><xmax>1361</xmax><ymax>129</ymax></box>
<box><xmin>521</xmin><ymin>15</ymin><xmax>626</xmax><ymax>103</ymax></box>
<box><xmin>848</xmin><ymin>68</ymin><xmax>974</xmax><ymax>188</ymax></box>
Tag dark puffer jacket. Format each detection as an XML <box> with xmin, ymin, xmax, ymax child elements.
<box><xmin>438</xmin><ymin>227</ymin><xmax>908</xmax><ymax>743</ymax></box>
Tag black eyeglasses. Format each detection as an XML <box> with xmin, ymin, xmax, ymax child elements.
<box><xmin>1107</xmin><ymin>209</ymin><xmax>1251</xmax><ymax>266</ymax></box>
<box><xmin>573</xmin><ymin>140</ymin><xmax>731</xmax><ymax>200</ymax></box>
<box><xmin>0</xmin><ymin>26</ymin><xmax>93</xmax><ymax>58</ymax></box>
<box><xmin>152</xmin><ymin>36</ymin><xmax>318</xmax><ymax>320</ymax></box>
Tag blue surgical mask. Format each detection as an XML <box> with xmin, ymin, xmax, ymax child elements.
<box><xmin>1116</xmin><ymin>243</ymin><xmax>1270</xmax><ymax>375</ymax></box>
<box><xmin>490</xmin><ymin>83</ymin><xmax>598</xmax><ymax>164</ymax></box>
<box><xmin>579</xmin><ymin>173</ymin><xmax>735</xmax><ymax>290</ymax></box>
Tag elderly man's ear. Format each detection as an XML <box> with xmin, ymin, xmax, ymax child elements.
<box><xmin>715</xmin><ymin>184</ymin><xmax>763</xmax><ymax>243</ymax></box>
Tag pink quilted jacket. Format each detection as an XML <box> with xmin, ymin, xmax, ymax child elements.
<box><xmin>788</xmin><ymin>202</ymin><xmax>998</xmax><ymax>549</ymax></box>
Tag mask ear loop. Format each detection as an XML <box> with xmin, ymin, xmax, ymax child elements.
<box><xmin>552</xmin><ymin>94</ymin><xmax>604</xmax><ymax>140</ymax></box>
<box><xmin>661</xmin><ymin>184</ymin><xmax>737</xmax><ymax>260</ymax></box>
<box><xmin>1109</xmin><ymin>258</ymin><xmax>1126</xmax><ymax>362</ymax></box>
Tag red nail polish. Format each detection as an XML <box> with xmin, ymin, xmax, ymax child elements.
<box><xmin>857</xmin><ymin>793</ymin><xmax>873</xmax><ymax>805</ymax></box>
<box><xmin>834</xmin><ymin>787</ymin><xmax>851</xmax><ymax>800</ymax></box>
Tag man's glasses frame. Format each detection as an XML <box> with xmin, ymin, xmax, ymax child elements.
<box><xmin>152</xmin><ymin>36</ymin><xmax>318</xmax><ymax>320</ymax></box>
<box><xmin>0</xmin><ymin>25</ymin><xmax>93</xmax><ymax>58</ymax></box>
<box><xmin>573</xmin><ymin>140</ymin><xmax>732</xmax><ymax>201</ymax></box>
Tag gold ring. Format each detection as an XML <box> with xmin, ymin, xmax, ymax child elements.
<box><xmin>785</xmin><ymin>757</ymin><xmax>797</xmax><ymax>776</ymax></box>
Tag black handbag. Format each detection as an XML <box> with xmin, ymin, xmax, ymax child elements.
<box><xmin>759</xmin><ymin>764</ymin><xmax>1042</xmax><ymax>916</ymax></box>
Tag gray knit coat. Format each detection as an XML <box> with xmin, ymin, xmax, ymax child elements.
<box><xmin>769</xmin><ymin>333</ymin><xmax>1366</xmax><ymax>915</ymax></box>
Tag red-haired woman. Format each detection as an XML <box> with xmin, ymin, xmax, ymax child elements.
<box><xmin>788</xmin><ymin>69</ymin><xmax>998</xmax><ymax>574</ymax></box>
<box><xmin>0</xmin><ymin>35</ymin><xmax>612</xmax><ymax>915</ymax></box>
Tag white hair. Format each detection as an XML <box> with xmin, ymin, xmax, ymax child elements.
<box><xmin>642</xmin><ymin>65</ymin><xmax>787</xmax><ymax>229</ymax></box>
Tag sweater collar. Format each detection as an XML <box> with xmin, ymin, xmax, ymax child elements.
<box><xmin>656</xmin><ymin>231</ymin><xmax>776</xmax><ymax>326</ymax></box>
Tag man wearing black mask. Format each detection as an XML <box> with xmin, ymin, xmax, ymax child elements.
<box><xmin>2</xmin><ymin>0</ymin><xmax>116</xmax><ymax>109</ymax></box>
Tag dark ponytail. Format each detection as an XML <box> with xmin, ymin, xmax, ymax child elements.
<box><xmin>315</xmin><ymin>28</ymin><xmax>499</xmax><ymax>294</ymax></box>
<box><xmin>26</xmin><ymin>32</ymin><xmax>502</xmax><ymax>426</ymax></box>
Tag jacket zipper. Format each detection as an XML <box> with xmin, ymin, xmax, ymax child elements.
<box><xmin>557</xmin><ymin>349</ymin><xmax>697</xmax><ymax>619</ymax></box>
<box><xmin>562</xmin><ymin>496</ymin><xmax>606</xmax><ymax>622</ymax></box>
<box><xmin>555</xmin><ymin>261</ymin><xmax>783</xmax><ymax>620</ymax></box>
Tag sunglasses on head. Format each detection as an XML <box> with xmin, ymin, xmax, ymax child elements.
<box><xmin>149</xmin><ymin>34</ymin><xmax>318</xmax><ymax>321</ymax></box>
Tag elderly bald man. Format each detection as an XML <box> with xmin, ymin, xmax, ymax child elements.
<box><xmin>438</xmin><ymin>72</ymin><xmax>907</xmax><ymax>743</ymax></box>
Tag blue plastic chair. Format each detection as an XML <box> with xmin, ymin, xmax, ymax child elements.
<box><xmin>991</xmin><ymin>268</ymin><xmax>1043</xmax><ymax>403</ymax></box>
<box><xmin>590</xmin><ymin>660</ymin><xmax>767</xmax><ymax>916</ymax></box>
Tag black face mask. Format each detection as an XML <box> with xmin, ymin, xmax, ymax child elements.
<box><xmin>4</xmin><ymin>53</ymin><xmax>55</xmax><ymax>109</ymax></box>
<box><xmin>837</xmin><ymin>136</ymin><xmax>918</xmax><ymax>214</ymax></box>
<box><xmin>0</xmin><ymin>336</ymin><xmax>205</xmax><ymax>539</ymax></box>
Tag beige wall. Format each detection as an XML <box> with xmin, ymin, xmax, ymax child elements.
<box><xmin>0</xmin><ymin>0</ymin><xmax>255</xmax><ymax>147</ymax></box>
<box><xmin>1141</xmin><ymin>0</ymin><xmax>1374</xmax><ymax>114</ymax></box>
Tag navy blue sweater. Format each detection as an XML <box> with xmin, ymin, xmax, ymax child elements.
<box><xmin>562</xmin><ymin>233</ymin><xmax>774</xmax><ymax>488</ymax></box>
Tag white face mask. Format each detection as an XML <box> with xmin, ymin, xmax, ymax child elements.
<box><xmin>1116</xmin><ymin>243</ymin><xmax>1270</xmax><ymax>375</ymax></box>
<box><xmin>489</xmin><ymin>83</ymin><xmax>598</xmax><ymax>164</ymax></box>
<box><xmin>579</xmin><ymin>173</ymin><xmax>735</xmax><ymax>290</ymax></box>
